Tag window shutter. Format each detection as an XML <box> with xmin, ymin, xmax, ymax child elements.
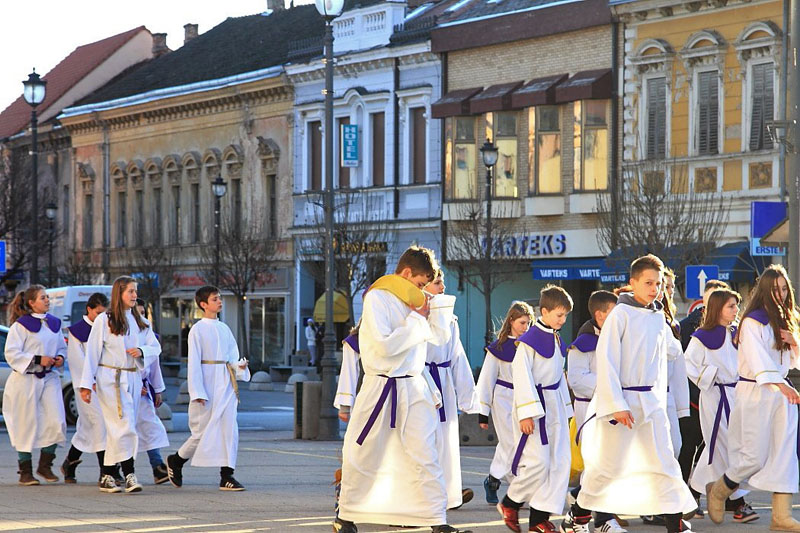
<box><xmin>750</xmin><ymin>64</ymin><xmax>765</xmax><ymax>151</ymax></box>
<box><xmin>764</xmin><ymin>64</ymin><xmax>775</xmax><ymax>149</ymax></box>
<box><xmin>708</xmin><ymin>72</ymin><xmax>719</xmax><ymax>154</ymax></box>
<box><xmin>647</xmin><ymin>78</ymin><xmax>666</xmax><ymax>159</ymax></box>
<box><xmin>698</xmin><ymin>71</ymin><xmax>718</xmax><ymax>155</ymax></box>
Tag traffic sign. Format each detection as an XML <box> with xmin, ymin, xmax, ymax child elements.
<box><xmin>685</xmin><ymin>265</ymin><xmax>719</xmax><ymax>300</ymax></box>
<box><xmin>0</xmin><ymin>241</ymin><xmax>5</xmax><ymax>274</ymax></box>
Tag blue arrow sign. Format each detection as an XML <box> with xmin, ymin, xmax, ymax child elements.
<box><xmin>0</xmin><ymin>241</ymin><xmax>5</xmax><ymax>274</ymax></box>
<box><xmin>685</xmin><ymin>265</ymin><xmax>719</xmax><ymax>300</ymax></box>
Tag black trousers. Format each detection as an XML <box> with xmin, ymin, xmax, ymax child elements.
<box><xmin>678</xmin><ymin>402</ymin><xmax>704</xmax><ymax>497</ymax></box>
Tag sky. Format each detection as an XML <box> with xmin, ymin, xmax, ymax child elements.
<box><xmin>0</xmin><ymin>0</ymin><xmax>313</xmax><ymax>114</ymax></box>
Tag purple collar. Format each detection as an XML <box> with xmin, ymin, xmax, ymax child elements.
<box><xmin>487</xmin><ymin>338</ymin><xmax>517</xmax><ymax>362</ymax></box>
<box><xmin>68</xmin><ymin>318</ymin><xmax>92</xmax><ymax>343</ymax></box>
<box><xmin>517</xmin><ymin>324</ymin><xmax>561</xmax><ymax>358</ymax></box>
<box><xmin>344</xmin><ymin>334</ymin><xmax>359</xmax><ymax>354</ymax></box>
<box><xmin>745</xmin><ymin>308</ymin><xmax>769</xmax><ymax>325</ymax></box>
<box><xmin>569</xmin><ymin>333</ymin><xmax>598</xmax><ymax>353</ymax></box>
<box><xmin>16</xmin><ymin>314</ymin><xmax>60</xmax><ymax>334</ymax></box>
<box><xmin>692</xmin><ymin>325</ymin><xmax>735</xmax><ymax>350</ymax></box>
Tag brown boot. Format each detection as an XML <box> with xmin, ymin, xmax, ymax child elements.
<box><xmin>771</xmin><ymin>492</ymin><xmax>800</xmax><ymax>531</ymax></box>
<box><xmin>36</xmin><ymin>451</ymin><xmax>59</xmax><ymax>483</ymax></box>
<box><xmin>18</xmin><ymin>460</ymin><xmax>40</xmax><ymax>486</ymax></box>
<box><xmin>707</xmin><ymin>478</ymin><xmax>736</xmax><ymax>524</ymax></box>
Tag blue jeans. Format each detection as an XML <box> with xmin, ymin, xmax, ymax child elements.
<box><xmin>147</xmin><ymin>448</ymin><xmax>163</xmax><ymax>468</ymax></box>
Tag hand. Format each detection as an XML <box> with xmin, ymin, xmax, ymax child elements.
<box><xmin>141</xmin><ymin>386</ymin><xmax>148</xmax><ymax>396</ymax></box>
<box><xmin>338</xmin><ymin>411</ymin><xmax>350</xmax><ymax>423</ymax></box>
<box><xmin>777</xmin><ymin>383</ymin><xmax>800</xmax><ymax>404</ymax></box>
<box><xmin>92</xmin><ymin>383</ymin><xmax>96</xmax><ymax>392</ymax></box>
<box><xmin>613</xmin><ymin>410</ymin><xmax>635</xmax><ymax>428</ymax></box>
<box><xmin>479</xmin><ymin>422</ymin><xmax>489</xmax><ymax>430</ymax></box>
<box><xmin>39</xmin><ymin>356</ymin><xmax>55</xmax><ymax>368</ymax></box>
<box><xmin>781</xmin><ymin>330</ymin><xmax>798</xmax><ymax>347</ymax></box>
<box><xmin>415</xmin><ymin>296</ymin><xmax>431</xmax><ymax>319</ymax></box>
<box><xmin>126</xmin><ymin>347</ymin><xmax>143</xmax><ymax>358</ymax></box>
<box><xmin>238</xmin><ymin>359</ymin><xmax>248</xmax><ymax>370</ymax></box>
<box><xmin>154</xmin><ymin>392</ymin><xmax>163</xmax><ymax>408</ymax></box>
<box><xmin>53</xmin><ymin>356</ymin><xmax>64</xmax><ymax>368</ymax></box>
<box><xmin>193</xmin><ymin>398</ymin><xmax>207</xmax><ymax>406</ymax></box>
<box><xmin>80</xmin><ymin>388</ymin><xmax>92</xmax><ymax>404</ymax></box>
<box><xmin>519</xmin><ymin>417</ymin><xmax>534</xmax><ymax>435</ymax></box>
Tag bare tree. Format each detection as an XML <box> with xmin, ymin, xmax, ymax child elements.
<box><xmin>60</xmin><ymin>250</ymin><xmax>94</xmax><ymax>286</ymax></box>
<box><xmin>126</xmin><ymin>246</ymin><xmax>177</xmax><ymax>331</ymax></box>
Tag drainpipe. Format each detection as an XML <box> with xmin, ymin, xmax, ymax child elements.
<box><xmin>94</xmin><ymin>112</ymin><xmax>110</xmax><ymax>281</ymax></box>
<box><xmin>611</xmin><ymin>19</ymin><xmax>620</xmax><ymax>250</ymax></box>
<box><xmin>394</xmin><ymin>57</ymin><xmax>400</xmax><ymax>218</ymax></box>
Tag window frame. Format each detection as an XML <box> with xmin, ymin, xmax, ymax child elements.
<box><xmin>529</xmin><ymin>105</ymin><xmax>563</xmax><ymax>195</ymax></box>
<box><xmin>445</xmin><ymin>116</ymin><xmax>478</xmax><ymax>200</ymax></box>
<box><xmin>690</xmin><ymin>67</ymin><xmax>722</xmax><ymax>156</ymax></box>
<box><xmin>574</xmin><ymin>99</ymin><xmax>610</xmax><ymax>192</ymax></box>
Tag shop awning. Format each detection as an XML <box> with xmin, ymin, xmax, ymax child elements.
<box><xmin>431</xmin><ymin>87</ymin><xmax>482</xmax><ymax>118</ymax></box>
<box><xmin>760</xmin><ymin>216</ymin><xmax>789</xmax><ymax>246</ymax></box>
<box><xmin>469</xmin><ymin>81</ymin><xmax>524</xmax><ymax>114</ymax></box>
<box><xmin>511</xmin><ymin>74</ymin><xmax>568</xmax><ymax>108</ymax></box>
<box><xmin>532</xmin><ymin>257</ymin><xmax>605</xmax><ymax>280</ymax></box>
<box><xmin>554</xmin><ymin>68</ymin><xmax>613</xmax><ymax>103</ymax></box>
<box><xmin>313</xmin><ymin>291</ymin><xmax>350</xmax><ymax>323</ymax></box>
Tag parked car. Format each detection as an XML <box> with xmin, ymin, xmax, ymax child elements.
<box><xmin>0</xmin><ymin>325</ymin><xmax>79</xmax><ymax>425</ymax></box>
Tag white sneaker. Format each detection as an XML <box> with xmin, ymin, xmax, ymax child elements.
<box><xmin>560</xmin><ymin>511</ymin><xmax>590</xmax><ymax>533</ymax></box>
<box><xmin>598</xmin><ymin>518</ymin><xmax>628</xmax><ymax>533</ymax></box>
<box><xmin>98</xmin><ymin>474</ymin><xmax>122</xmax><ymax>493</ymax></box>
<box><xmin>124</xmin><ymin>473</ymin><xmax>142</xmax><ymax>493</ymax></box>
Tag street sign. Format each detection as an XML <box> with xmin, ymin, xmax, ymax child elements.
<box><xmin>685</xmin><ymin>265</ymin><xmax>719</xmax><ymax>300</ymax></box>
<box><xmin>341</xmin><ymin>124</ymin><xmax>359</xmax><ymax>168</ymax></box>
<box><xmin>751</xmin><ymin>201</ymin><xmax>787</xmax><ymax>256</ymax></box>
<box><xmin>0</xmin><ymin>241</ymin><xmax>5</xmax><ymax>274</ymax></box>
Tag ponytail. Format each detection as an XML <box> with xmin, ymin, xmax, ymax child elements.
<box><xmin>8</xmin><ymin>284</ymin><xmax>46</xmax><ymax>325</ymax></box>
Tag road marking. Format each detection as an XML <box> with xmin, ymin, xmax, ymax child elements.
<box><xmin>240</xmin><ymin>447</ymin><xmax>340</xmax><ymax>461</ymax></box>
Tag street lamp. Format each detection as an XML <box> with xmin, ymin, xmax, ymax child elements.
<box><xmin>211</xmin><ymin>175</ymin><xmax>227</xmax><ymax>287</ymax></box>
<box><xmin>45</xmin><ymin>202</ymin><xmax>56</xmax><ymax>286</ymax></box>
<box><xmin>23</xmin><ymin>69</ymin><xmax>47</xmax><ymax>284</ymax></box>
<box><xmin>315</xmin><ymin>0</ymin><xmax>345</xmax><ymax>441</ymax></box>
<box><xmin>480</xmin><ymin>138</ymin><xmax>498</xmax><ymax>348</ymax></box>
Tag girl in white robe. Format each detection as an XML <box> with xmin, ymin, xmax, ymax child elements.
<box><xmin>79</xmin><ymin>276</ymin><xmax>161</xmax><ymax>493</ymax></box>
<box><xmin>3</xmin><ymin>285</ymin><xmax>67</xmax><ymax>485</ymax></box>
<box><xmin>706</xmin><ymin>265</ymin><xmax>800</xmax><ymax>531</ymax></box>
<box><xmin>167</xmin><ymin>286</ymin><xmax>249</xmax><ymax>491</ymax></box>
<box><xmin>476</xmin><ymin>301</ymin><xmax>534</xmax><ymax>504</ymax></box>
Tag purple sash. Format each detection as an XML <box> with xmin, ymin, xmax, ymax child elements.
<box><xmin>510</xmin><ymin>378</ymin><xmax>561</xmax><ymax>475</ymax></box>
<box><xmin>425</xmin><ymin>360</ymin><xmax>451</xmax><ymax>422</ymax></box>
<box><xmin>495</xmin><ymin>379</ymin><xmax>513</xmax><ymax>389</ymax></box>
<box><xmin>356</xmin><ymin>374</ymin><xmax>411</xmax><ymax>446</ymax></box>
<box><xmin>142</xmin><ymin>377</ymin><xmax>158</xmax><ymax>403</ymax></box>
<box><xmin>707</xmin><ymin>382</ymin><xmax>736</xmax><ymax>464</ymax></box>
<box><xmin>574</xmin><ymin>397</ymin><xmax>591</xmax><ymax>402</ymax></box>
<box><xmin>575</xmin><ymin>385</ymin><xmax>653</xmax><ymax>444</ymax></box>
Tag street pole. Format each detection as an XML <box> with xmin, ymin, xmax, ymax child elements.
<box><xmin>318</xmin><ymin>18</ymin><xmax>340</xmax><ymax>440</ymax></box>
<box><xmin>484</xmin><ymin>165</ymin><xmax>493</xmax><ymax>348</ymax></box>
<box><xmin>31</xmin><ymin>108</ymin><xmax>39</xmax><ymax>285</ymax></box>
<box><xmin>214</xmin><ymin>194</ymin><xmax>221</xmax><ymax>287</ymax></box>
<box><xmin>48</xmin><ymin>218</ymin><xmax>54</xmax><ymax>286</ymax></box>
<box><xmin>787</xmin><ymin>0</ymin><xmax>800</xmax><ymax>292</ymax></box>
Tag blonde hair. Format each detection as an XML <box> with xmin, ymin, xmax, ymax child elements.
<box><xmin>497</xmin><ymin>301</ymin><xmax>534</xmax><ymax>345</ymax></box>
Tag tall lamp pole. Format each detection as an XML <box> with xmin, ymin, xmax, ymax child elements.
<box><xmin>23</xmin><ymin>70</ymin><xmax>47</xmax><ymax>284</ymax></box>
<box><xmin>787</xmin><ymin>0</ymin><xmax>800</xmax><ymax>292</ymax></box>
<box><xmin>45</xmin><ymin>202</ymin><xmax>56</xmax><ymax>286</ymax></box>
<box><xmin>480</xmin><ymin>139</ymin><xmax>498</xmax><ymax>348</ymax></box>
<box><xmin>315</xmin><ymin>0</ymin><xmax>344</xmax><ymax>441</ymax></box>
<box><xmin>211</xmin><ymin>175</ymin><xmax>228</xmax><ymax>287</ymax></box>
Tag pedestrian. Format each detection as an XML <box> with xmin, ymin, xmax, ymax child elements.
<box><xmin>476</xmin><ymin>301</ymin><xmax>534</xmax><ymax>505</ymax></box>
<box><xmin>561</xmin><ymin>290</ymin><xmax>627</xmax><ymax>533</ymax></box>
<box><xmin>62</xmin><ymin>292</ymin><xmax>122</xmax><ymax>485</ymax></box>
<box><xmin>167</xmin><ymin>285</ymin><xmax>250</xmax><ymax>491</ymax></box>
<box><xmin>134</xmin><ymin>299</ymin><xmax>170</xmax><ymax>485</ymax></box>
<box><xmin>577</xmin><ymin>254</ymin><xmax>696</xmax><ymax>533</ymax></box>
<box><xmin>335</xmin><ymin>245</ymin><xmax>466</xmax><ymax>533</ymax></box>
<box><xmin>684</xmin><ymin>288</ymin><xmax>758</xmax><ymax>523</ymax></box>
<box><xmin>306</xmin><ymin>318</ymin><xmax>317</xmax><ymax>366</ymax></box>
<box><xmin>706</xmin><ymin>264</ymin><xmax>800</xmax><ymax>530</ymax></box>
<box><xmin>496</xmin><ymin>285</ymin><xmax>574</xmax><ymax>533</ymax></box>
<box><xmin>424</xmin><ymin>269</ymin><xmax>478</xmax><ymax>510</ymax></box>
<box><xmin>3</xmin><ymin>284</ymin><xmax>67</xmax><ymax>485</ymax></box>
<box><xmin>79</xmin><ymin>276</ymin><xmax>161</xmax><ymax>493</ymax></box>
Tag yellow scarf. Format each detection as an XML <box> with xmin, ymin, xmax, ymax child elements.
<box><xmin>367</xmin><ymin>274</ymin><xmax>426</xmax><ymax>309</ymax></box>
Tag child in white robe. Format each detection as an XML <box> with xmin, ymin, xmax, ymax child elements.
<box><xmin>79</xmin><ymin>276</ymin><xmax>161</xmax><ymax>493</ymax></box>
<box><xmin>577</xmin><ymin>255</ymin><xmax>696</xmax><ymax>533</ymax></box>
<box><xmin>62</xmin><ymin>292</ymin><xmax>116</xmax><ymax>485</ymax></box>
<box><xmin>685</xmin><ymin>288</ymin><xmax>757</xmax><ymax>523</ymax></box>
<box><xmin>335</xmin><ymin>324</ymin><xmax>361</xmax><ymax>422</ymax></box>
<box><xmin>336</xmin><ymin>246</ymin><xmax>465</xmax><ymax>533</ymax></box>
<box><xmin>496</xmin><ymin>285</ymin><xmax>574</xmax><ymax>533</ymax></box>
<box><xmin>476</xmin><ymin>301</ymin><xmax>534</xmax><ymax>504</ymax></box>
<box><xmin>3</xmin><ymin>285</ymin><xmax>67</xmax><ymax>485</ymax></box>
<box><xmin>167</xmin><ymin>285</ymin><xmax>250</xmax><ymax>491</ymax></box>
<box><xmin>707</xmin><ymin>265</ymin><xmax>800</xmax><ymax>531</ymax></box>
<box><xmin>661</xmin><ymin>270</ymin><xmax>690</xmax><ymax>463</ymax></box>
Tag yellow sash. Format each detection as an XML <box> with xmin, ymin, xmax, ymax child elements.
<box><xmin>367</xmin><ymin>274</ymin><xmax>426</xmax><ymax>309</ymax></box>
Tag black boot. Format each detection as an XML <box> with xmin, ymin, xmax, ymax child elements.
<box><xmin>61</xmin><ymin>457</ymin><xmax>81</xmax><ymax>484</ymax></box>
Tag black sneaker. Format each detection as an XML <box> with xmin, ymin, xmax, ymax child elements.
<box><xmin>333</xmin><ymin>518</ymin><xmax>358</xmax><ymax>533</ymax></box>
<box><xmin>166</xmin><ymin>454</ymin><xmax>183</xmax><ymax>488</ymax></box>
<box><xmin>642</xmin><ymin>515</ymin><xmax>666</xmax><ymax>526</ymax></box>
<box><xmin>432</xmin><ymin>526</ymin><xmax>473</xmax><ymax>533</ymax></box>
<box><xmin>220</xmin><ymin>476</ymin><xmax>245</xmax><ymax>491</ymax></box>
<box><xmin>152</xmin><ymin>463</ymin><xmax>169</xmax><ymax>485</ymax></box>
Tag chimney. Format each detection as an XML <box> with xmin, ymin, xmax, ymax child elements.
<box><xmin>152</xmin><ymin>33</ymin><xmax>170</xmax><ymax>57</ymax></box>
<box><xmin>184</xmin><ymin>23</ymin><xmax>198</xmax><ymax>44</ymax></box>
<box><xmin>267</xmin><ymin>0</ymin><xmax>285</xmax><ymax>11</ymax></box>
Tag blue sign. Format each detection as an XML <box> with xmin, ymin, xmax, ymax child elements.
<box><xmin>685</xmin><ymin>265</ymin><xmax>719</xmax><ymax>300</ymax></box>
<box><xmin>341</xmin><ymin>124</ymin><xmax>359</xmax><ymax>168</ymax></box>
<box><xmin>751</xmin><ymin>201</ymin><xmax>787</xmax><ymax>256</ymax></box>
<box><xmin>0</xmin><ymin>241</ymin><xmax>5</xmax><ymax>274</ymax></box>
<box><xmin>533</xmin><ymin>266</ymin><xmax>600</xmax><ymax>280</ymax></box>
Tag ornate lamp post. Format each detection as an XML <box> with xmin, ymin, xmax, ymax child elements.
<box><xmin>480</xmin><ymin>138</ymin><xmax>499</xmax><ymax>347</ymax></box>
<box><xmin>22</xmin><ymin>70</ymin><xmax>47</xmax><ymax>284</ymax></box>
<box><xmin>45</xmin><ymin>202</ymin><xmax>57</xmax><ymax>286</ymax></box>
<box><xmin>211</xmin><ymin>175</ymin><xmax>228</xmax><ymax>287</ymax></box>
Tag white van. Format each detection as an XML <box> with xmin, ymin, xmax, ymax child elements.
<box><xmin>46</xmin><ymin>285</ymin><xmax>112</xmax><ymax>333</ymax></box>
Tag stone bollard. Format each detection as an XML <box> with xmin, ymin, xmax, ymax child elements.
<box><xmin>249</xmin><ymin>371</ymin><xmax>273</xmax><ymax>391</ymax></box>
<box><xmin>157</xmin><ymin>402</ymin><xmax>174</xmax><ymax>432</ymax></box>
<box><xmin>284</xmin><ymin>373</ymin><xmax>309</xmax><ymax>393</ymax></box>
<box><xmin>301</xmin><ymin>381</ymin><xmax>322</xmax><ymax>440</ymax></box>
<box><xmin>175</xmin><ymin>380</ymin><xmax>190</xmax><ymax>405</ymax></box>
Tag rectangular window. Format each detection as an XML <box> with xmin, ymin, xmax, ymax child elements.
<box><xmin>697</xmin><ymin>71</ymin><xmax>719</xmax><ymax>155</ymax></box>
<box><xmin>372</xmin><ymin>112</ymin><xmax>385</xmax><ymax>186</ymax></box>
<box><xmin>309</xmin><ymin>121</ymin><xmax>322</xmax><ymax>190</ymax></box>
<box><xmin>337</xmin><ymin>117</ymin><xmax>350</xmax><ymax>188</ymax></box>
<box><xmin>134</xmin><ymin>189</ymin><xmax>144</xmax><ymax>247</ymax></box>
<box><xmin>171</xmin><ymin>185</ymin><xmax>181</xmax><ymax>245</ymax></box>
<box><xmin>411</xmin><ymin>107</ymin><xmax>427</xmax><ymax>184</ymax></box>
<box><xmin>117</xmin><ymin>191</ymin><xmax>127</xmax><ymax>248</ymax></box>
<box><xmin>532</xmin><ymin>106</ymin><xmax>561</xmax><ymax>194</ymax></box>
<box><xmin>62</xmin><ymin>186</ymin><xmax>69</xmax><ymax>236</ymax></box>
<box><xmin>750</xmin><ymin>63</ymin><xmax>775</xmax><ymax>151</ymax></box>
<box><xmin>492</xmin><ymin>112</ymin><xmax>518</xmax><ymax>197</ymax></box>
<box><xmin>153</xmin><ymin>188</ymin><xmax>162</xmax><ymax>245</ymax></box>
<box><xmin>232</xmin><ymin>179</ymin><xmax>242</xmax><ymax>235</ymax></box>
<box><xmin>646</xmin><ymin>77</ymin><xmax>667</xmax><ymax>159</ymax></box>
<box><xmin>268</xmin><ymin>174</ymin><xmax>277</xmax><ymax>237</ymax></box>
<box><xmin>191</xmin><ymin>183</ymin><xmax>200</xmax><ymax>243</ymax></box>
<box><xmin>448</xmin><ymin>117</ymin><xmax>476</xmax><ymax>199</ymax></box>
<box><xmin>83</xmin><ymin>194</ymin><xmax>93</xmax><ymax>249</ymax></box>
<box><xmin>575</xmin><ymin>100</ymin><xmax>609</xmax><ymax>191</ymax></box>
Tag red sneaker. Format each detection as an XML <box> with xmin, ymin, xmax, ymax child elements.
<box><xmin>497</xmin><ymin>502</ymin><xmax>521</xmax><ymax>532</ymax></box>
<box><xmin>530</xmin><ymin>520</ymin><xmax>557</xmax><ymax>532</ymax></box>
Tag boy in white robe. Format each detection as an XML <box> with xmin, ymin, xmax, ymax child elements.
<box><xmin>336</xmin><ymin>246</ymin><xmax>465</xmax><ymax>533</ymax></box>
<box><xmin>496</xmin><ymin>285</ymin><xmax>573</xmax><ymax>533</ymax></box>
<box><xmin>167</xmin><ymin>285</ymin><xmax>250</xmax><ymax>491</ymax></box>
<box><xmin>577</xmin><ymin>255</ymin><xmax>696</xmax><ymax>533</ymax></box>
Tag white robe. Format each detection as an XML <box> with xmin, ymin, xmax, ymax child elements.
<box><xmin>506</xmin><ymin>322</ymin><xmax>573</xmax><ymax>513</ymax></box>
<box><xmin>666</xmin><ymin>336</ymin><xmax>690</xmax><ymax>459</ymax></box>
<box><xmin>684</xmin><ymin>330</ymin><xmax>747</xmax><ymax>499</ymax></box>
<box><xmin>566</xmin><ymin>330</ymin><xmax>598</xmax><ymax>432</ymax></box>
<box><xmin>181</xmin><ymin>318</ymin><xmax>249</xmax><ymax>468</ymax></box>
<box><xmin>476</xmin><ymin>341</ymin><xmax>517</xmax><ymax>481</ymax></box>
<box><xmin>577</xmin><ymin>299</ymin><xmax>696</xmax><ymax>515</ymax></box>
<box><xmin>334</xmin><ymin>342</ymin><xmax>360</xmax><ymax>410</ymax></box>
<box><xmin>339</xmin><ymin>288</ymin><xmax>446</xmax><ymax>527</ymax></box>
<box><xmin>134</xmin><ymin>356</ymin><xmax>170</xmax><ymax>452</ymax></box>
<box><xmin>79</xmin><ymin>310</ymin><xmax>161</xmax><ymax>465</ymax></box>
<box><xmin>67</xmin><ymin>317</ymin><xmax>107</xmax><ymax>453</ymax></box>
<box><xmin>2</xmin><ymin>315</ymin><xmax>67</xmax><ymax>453</ymax></box>
<box><xmin>726</xmin><ymin>315</ymin><xmax>800</xmax><ymax>493</ymax></box>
